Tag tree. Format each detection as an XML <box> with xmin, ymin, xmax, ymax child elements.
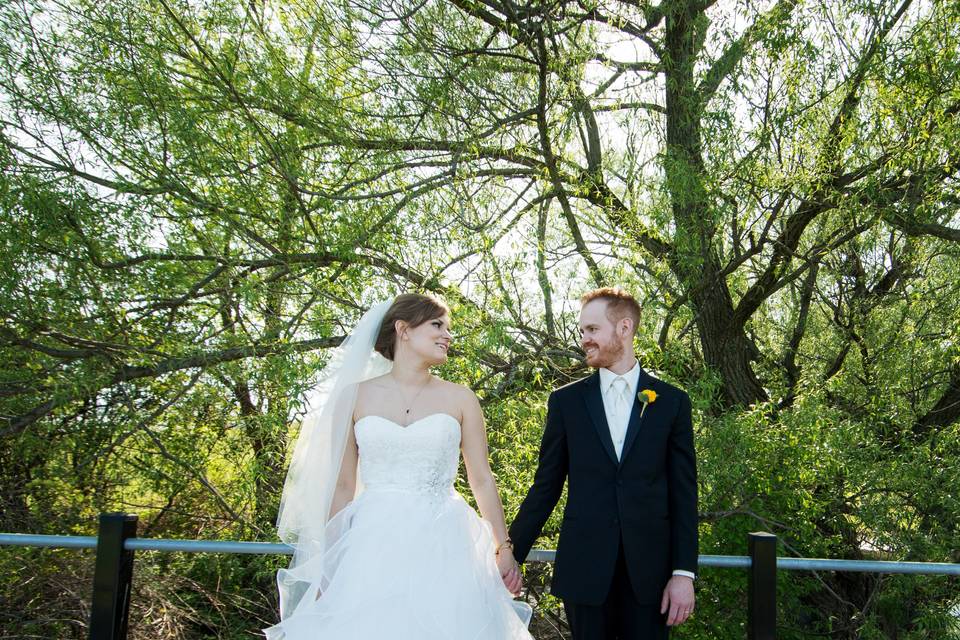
<box><xmin>1</xmin><ymin>0</ymin><xmax>958</xmax><ymax>637</ymax></box>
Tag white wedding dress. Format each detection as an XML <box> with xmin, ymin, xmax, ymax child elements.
<box><xmin>264</xmin><ymin>412</ymin><xmax>533</xmax><ymax>639</ymax></box>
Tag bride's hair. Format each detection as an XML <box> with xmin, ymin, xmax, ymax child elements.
<box><xmin>374</xmin><ymin>293</ymin><xmax>449</xmax><ymax>360</ymax></box>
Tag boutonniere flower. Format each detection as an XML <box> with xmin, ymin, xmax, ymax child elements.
<box><xmin>637</xmin><ymin>389</ymin><xmax>657</xmax><ymax>418</ymax></box>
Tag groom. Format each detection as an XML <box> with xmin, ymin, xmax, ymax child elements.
<box><xmin>509</xmin><ymin>287</ymin><xmax>697</xmax><ymax>639</ymax></box>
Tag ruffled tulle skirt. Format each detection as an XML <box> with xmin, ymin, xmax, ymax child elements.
<box><xmin>264</xmin><ymin>487</ymin><xmax>533</xmax><ymax>639</ymax></box>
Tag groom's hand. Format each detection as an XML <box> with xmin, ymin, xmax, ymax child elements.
<box><xmin>661</xmin><ymin>575</ymin><xmax>695</xmax><ymax>626</ymax></box>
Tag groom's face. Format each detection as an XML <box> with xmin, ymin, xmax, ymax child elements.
<box><xmin>579</xmin><ymin>300</ymin><xmax>625</xmax><ymax>369</ymax></box>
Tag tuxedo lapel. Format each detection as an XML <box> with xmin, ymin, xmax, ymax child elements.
<box><xmin>619</xmin><ymin>367</ymin><xmax>656</xmax><ymax>464</ymax></box>
<box><xmin>582</xmin><ymin>373</ymin><xmax>619</xmax><ymax>465</ymax></box>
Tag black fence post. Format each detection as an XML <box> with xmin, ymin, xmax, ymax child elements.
<box><xmin>89</xmin><ymin>513</ymin><xmax>138</xmax><ymax>640</ymax></box>
<box><xmin>747</xmin><ymin>532</ymin><xmax>777</xmax><ymax>640</ymax></box>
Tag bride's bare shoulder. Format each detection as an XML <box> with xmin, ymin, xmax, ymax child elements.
<box><xmin>353</xmin><ymin>374</ymin><xmax>388</xmax><ymax>419</ymax></box>
<box><xmin>433</xmin><ymin>378</ymin><xmax>477</xmax><ymax>402</ymax></box>
<box><xmin>356</xmin><ymin>375</ymin><xmax>391</xmax><ymax>399</ymax></box>
<box><xmin>358</xmin><ymin>374</ymin><xmax>391</xmax><ymax>389</ymax></box>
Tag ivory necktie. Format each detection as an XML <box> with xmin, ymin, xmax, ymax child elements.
<box><xmin>612</xmin><ymin>376</ymin><xmax>631</xmax><ymax>416</ymax></box>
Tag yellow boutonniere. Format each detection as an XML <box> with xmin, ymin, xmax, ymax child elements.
<box><xmin>637</xmin><ymin>389</ymin><xmax>657</xmax><ymax>418</ymax></box>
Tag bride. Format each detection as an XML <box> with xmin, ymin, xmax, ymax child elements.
<box><xmin>264</xmin><ymin>293</ymin><xmax>533</xmax><ymax>639</ymax></box>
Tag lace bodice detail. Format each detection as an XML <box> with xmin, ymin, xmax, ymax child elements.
<box><xmin>354</xmin><ymin>413</ymin><xmax>461</xmax><ymax>494</ymax></box>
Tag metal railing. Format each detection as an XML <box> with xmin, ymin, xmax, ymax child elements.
<box><xmin>2</xmin><ymin>513</ymin><xmax>959</xmax><ymax>640</ymax></box>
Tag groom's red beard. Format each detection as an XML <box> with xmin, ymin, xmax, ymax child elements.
<box><xmin>583</xmin><ymin>338</ymin><xmax>625</xmax><ymax>369</ymax></box>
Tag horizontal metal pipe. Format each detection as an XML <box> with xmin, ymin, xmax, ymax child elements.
<box><xmin>526</xmin><ymin>549</ymin><xmax>555</xmax><ymax>562</ymax></box>
<box><xmin>700</xmin><ymin>554</ymin><xmax>752</xmax><ymax>568</ymax></box>
<box><xmin>125</xmin><ymin>539</ymin><xmax>293</xmax><ymax>555</ymax></box>
<box><xmin>3</xmin><ymin>534</ymin><xmax>958</xmax><ymax>576</ymax></box>
<box><xmin>777</xmin><ymin>557</ymin><xmax>960</xmax><ymax>575</ymax></box>
<box><xmin>0</xmin><ymin>533</ymin><xmax>97</xmax><ymax>549</ymax></box>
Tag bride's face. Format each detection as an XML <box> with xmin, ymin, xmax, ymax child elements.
<box><xmin>399</xmin><ymin>314</ymin><xmax>452</xmax><ymax>365</ymax></box>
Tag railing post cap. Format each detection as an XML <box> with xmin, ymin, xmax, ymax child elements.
<box><xmin>748</xmin><ymin>531</ymin><xmax>776</xmax><ymax>539</ymax></box>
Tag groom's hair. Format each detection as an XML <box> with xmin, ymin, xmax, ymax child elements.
<box><xmin>580</xmin><ymin>287</ymin><xmax>640</xmax><ymax>335</ymax></box>
<box><xmin>375</xmin><ymin>293</ymin><xmax>450</xmax><ymax>360</ymax></box>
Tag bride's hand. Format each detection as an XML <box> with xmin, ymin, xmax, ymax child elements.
<box><xmin>496</xmin><ymin>552</ymin><xmax>523</xmax><ymax>596</ymax></box>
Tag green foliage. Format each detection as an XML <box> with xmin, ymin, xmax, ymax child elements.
<box><xmin>2</xmin><ymin>0</ymin><xmax>959</xmax><ymax>637</ymax></box>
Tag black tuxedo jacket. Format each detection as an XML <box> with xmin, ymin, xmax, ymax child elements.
<box><xmin>509</xmin><ymin>367</ymin><xmax>698</xmax><ymax>605</ymax></box>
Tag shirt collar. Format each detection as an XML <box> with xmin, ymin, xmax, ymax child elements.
<box><xmin>598</xmin><ymin>359</ymin><xmax>641</xmax><ymax>394</ymax></box>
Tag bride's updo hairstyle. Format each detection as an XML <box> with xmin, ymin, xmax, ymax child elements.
<box><xmin>374</xmin><ymin>293</ymin><xmax>450</xmax><ymax>361</ymax></box>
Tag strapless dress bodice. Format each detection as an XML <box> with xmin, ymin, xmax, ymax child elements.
<box><xmin>354</xmin><ymin>413</ymin><xmax>461</xmax><ymax>494</ymax></box>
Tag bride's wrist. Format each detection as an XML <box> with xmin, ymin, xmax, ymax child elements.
<box><xmin>494</xmin><ymin>538</ymin><xmax>514</xmax><ymax>556</ymax></box>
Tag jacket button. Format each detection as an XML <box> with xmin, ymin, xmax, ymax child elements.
<box><xmin>612</xmin><ymin>517</ymin><xmax>620</xmax><ymax>526</ymax></box>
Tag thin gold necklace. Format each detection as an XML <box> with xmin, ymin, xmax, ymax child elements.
<box><xmin>393</xmin><ymin>374</ymin><xmax>432</xmax><ymax>423</ymax></box>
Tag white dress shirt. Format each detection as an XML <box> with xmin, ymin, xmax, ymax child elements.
<box><xmin>598</xmin><ymin>360</ymin><xmax>696</xmax><ymax>581</ymax></box>
<box><xmin>598</xmin><ymin>361</ymin><xmax>641</xmax><ymax>460</ymax></box>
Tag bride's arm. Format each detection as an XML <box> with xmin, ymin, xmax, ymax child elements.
<box><xmin>460</xmin><ymin>387</ymin><xmax>522</xmax><ymax>594</ymax></box>
<box><xmin>461</xmin><ymin>389</ymin><xmax>509</xmax><ymax>543</ymax></box>
<box><xmin>328</xmin><ymin>424</ymin><xmax>359</xmax><ymax>519</ymax></box>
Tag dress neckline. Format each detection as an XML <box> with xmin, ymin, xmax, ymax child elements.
<box><xmin>354</xmin><ymin>412</ymin><xmax>461</xmax><ymax>430</ymax></box>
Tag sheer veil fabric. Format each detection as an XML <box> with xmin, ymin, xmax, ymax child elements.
<box><xmin>274</xmin><ymin>300</ymin><xmax>393</xmax><ymax>619</ymax></box>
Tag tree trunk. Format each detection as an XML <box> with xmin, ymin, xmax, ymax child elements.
<box><xmin>663</xmin><ymin>2</ymin><xmax>768</xmax><ymax>407</ymax></box>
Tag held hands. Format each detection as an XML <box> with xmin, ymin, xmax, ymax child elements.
<box><xmin>660</xmin><ymin>575</ymin><xmax>695</xmax><ymax>626</ymax></box>
<box><xmin>495</xmin><ymin>540</ymin><xmax>522</xmax><ymax>596</ymax></box>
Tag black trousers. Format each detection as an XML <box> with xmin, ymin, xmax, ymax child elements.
<box><xmin>563</xmin><ymin>537</ymin><xmax>668</xmax><ymax>640</ymax></box>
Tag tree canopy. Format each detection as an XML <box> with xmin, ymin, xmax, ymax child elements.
<box><xmin>1</xmin><ymin>0</ymin><xmax>958</xmax><ymax>637</ymax></box>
